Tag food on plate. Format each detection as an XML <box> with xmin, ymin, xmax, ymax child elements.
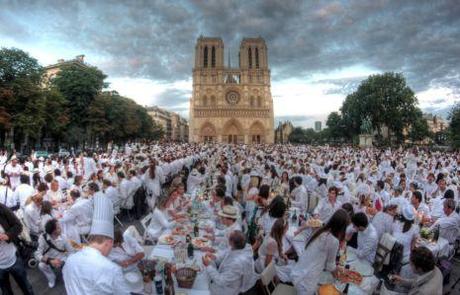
<box><xmin>306</xmin><ymin>218</ymin><xmax>323</xmax><ymax>228</ymax></box>
<box><xmin>192</xmin><ymin>237</ymin><xmax>210</xmax><ymax>249</ymax></box>
<box><xmin>337</xmin><ymin>268</ymin><xmax>363</xmax><ymax>285</ymax></box>
<box><xmin>318</xmin><ymin>284</ymin><xmax>340</xmax><ymax>295</ymax></box>
<box><xmin>172</xmin><ymin>225</ymin><xmax>192</xmax><ymax>235</ymax></box>
<box><xmin>420</xmin><ymin>227</ymin><xmax>432</xmax><ymax>240</ymax></box>
<box><xmin>159</xmin><ymin>235</ymin><xmax>177</xmax><ymax>245</ymax></box>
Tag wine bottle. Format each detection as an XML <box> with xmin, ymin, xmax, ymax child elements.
<box><xmin>164</xmin><ymin>264</ymin><xmax>175</xmax><ymax>295</ymax></box>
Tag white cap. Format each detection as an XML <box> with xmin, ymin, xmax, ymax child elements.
<box><xmin>90</xmin><ymin>192</ymin><xmax>114</xmax><ymax>239</ymax></box>
<box><xmin>401</xmin><ymin>205</ymin><xmax>415</xmax><ymax>221</ymax></box>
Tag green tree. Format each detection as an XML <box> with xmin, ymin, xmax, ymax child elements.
<box><xmin>52</xmin><ymin>64</ymin><xmax>107</xmax><ymax>127</ymax></box>
<box><xmin>326</xmin><ymin>112</ymin><xmax>345</xmax><ymax>140</ymax></box>
<box><xmin>341</xmin><ymin>72</ymin><xmax>418</xmax><ymax>143</ymax></box>
<box><xmin>449</xmin><ymin>103</ymin><xmax>460</xmax><ymax>148</ymax></box>
<box><xmin>408</xmin><ymin>109</ymin><xmax>431</xmax><ymax>143</ymax></box>
<box><xmin>288</xmin><ymin>127</ymin><xmax>306</xmax><ymax>144</ymax></box>
<box><xmin>0</xmin><ymin>48</ymin><xmax>44</xmax><ymax>149</ymax></box>
<box><xmin>42</xmin><ymin>87</ymin><xmax>69</xmax><ymax>144</ymax></box>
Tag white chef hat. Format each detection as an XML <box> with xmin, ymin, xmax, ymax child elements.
<box><xmin>90</xmin><ymin>193</ymin><xmax>114</xmax><ymax>239</ymax></box>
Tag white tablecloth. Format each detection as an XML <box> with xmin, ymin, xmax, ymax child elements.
<box><xmin>416</xmin><ymin>237</ymin><xmax>451</xmax><ymax>258</ymax></box>
<box><xmin>149</xmin><ymin>244</ymin><xmax>210</xmax><ymax>295</ymax></box>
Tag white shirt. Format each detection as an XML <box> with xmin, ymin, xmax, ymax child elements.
<box><xmin>206</xmin><ymin>244</ymin><xmax>258</xmax><ymax>295</ymax></box>
<box><xmin>108</xmin><ymin>233</ymin><xmax>144</xmax><ymax>272</ymax></box>
<box><xmin>24</xmin><ymin>202</ymin><xmax>42</xmax><ymax>235</ymax></box>
<box><xmin>392</xmin><ymin>222</ymin><xmax>419</xmax><ymax>262</ymax></box>
<box><xmin>372</xmin><ymin>211</ymin><xmax>394</xmax><ymax>241</ymax></box>
<box><xmin>0</xmin><ymin>224</ymin><xmax>17</xmax><ymax>269</ymax></box>
<box><xmin>0</xmin><ymin>186</ymin><xmax>17</xmax><ymax>209</ymax></box>
<box><xmin>4</xmin><ymin>164</ymin><xmax>22</xmax><ymax>189</ymax></box>
<box><xmin>291</xmin><ymin>185</ymin><xmax>308</xmax><ymax>212</ymax></box>
<box><xmin>63</xmin><ymin>246</ymin><xmax>131</xmax><ymax>295</ymax></box>
<box><xmin>291</xmin><ymin>232</ymin><xmax>339</xmax><ymax>293</ymax></box>
<box><xmin>61</xmin><ymin>198</ymin><xmax>93</xmax><ymax>234</ymax></box>
<box><xmin>313</xmin><ymin>198</ymin><xmax>342</xmax><ymax>223</ymax></box>
<box><xmin>356</xmin><ymin>224</ymin><xmax>378</xmax><ymax>264</ymax></box>
<box><xmin>146</xmin><ymin>208</ymin><xmax>173</xmax><ymax>240</ymax></box>
<box><xmin>13</xmin><ymin>183</ymin><xmax>35</xmax><ymax>208</ymax></box>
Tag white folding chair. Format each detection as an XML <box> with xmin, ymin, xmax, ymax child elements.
<box><xmin>140</xmin><ymin>212</ymin><xmax>153</xmax><ymax>240</ymax></box>
<box><xmin>113</xmin><ymin>199</ymin><xmax>124</xmax><ymax>227</ymax></box>
<box><xmin>260</xmin><ymin>261</ymin><xmax>296</xmax><ymax>295</ymax></box>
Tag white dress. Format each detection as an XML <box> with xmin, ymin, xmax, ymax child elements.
<box><xmin>392</xmin><ymin>221</ymin><xmax>419</xmax><ymax>263</ymax></box>
<box><xmin>290</xmin><ymin>232</ymin><xmax>339</xmax><ymax>295</ymax></box>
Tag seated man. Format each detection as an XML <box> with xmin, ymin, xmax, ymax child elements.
<box><xmin>349</xmin><ymin>212</ymin><xmax>378</xmax><ymax>264</ymax></box>
<box><xmin>35</xmin><ymin>219</ymin><xmax>73</xmax><ymax>288</ymax></box>
<box><xmin>392</xmin><ymin>246</ymin><xmax>442</xmax><ymax>295</ymax></box>
<box><xmin>203</xmin><ymin>230</ymin><xmax>258</xmax><ymax>295</ymax></box>
<box><xmin>210</xmin><ymin>205</ymin><xmax>242</xmax><ymax>250</ymax></box>
<box><xmin>60</xmin><ymin>190</ymin><xmax>93</xmax><ymax>242</ymax></box>
<box><xmin>430</xmin><ymin>199</ymin><xmax>459</xmax><ymax>245</ymax></box>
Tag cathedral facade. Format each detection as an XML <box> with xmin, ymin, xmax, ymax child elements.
<box><xmin>189</xmin><ymin>36</ymin><xmax>274</xmax><ymax>144</ymax></box>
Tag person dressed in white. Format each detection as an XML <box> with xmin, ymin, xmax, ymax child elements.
<box><xmin>0</xmin><ymin>177</ymin><xmax>17</xmax><ymax>211</ymax></box>
<box><xmin>13</xmin><ymin>175</ymin><xmax>35</xmax><ymax>209</ymax></box>
<box><xmin>117</xmin><ymin>172</ymin><xmax>133</xmax><ymax>210</ymax></box>
<box><xmin>108</xmin><ymin>229</ymin><xmax>144</xmax><ymax>272</ymax></box>
<box><xmin>313</xmin><ymin>186</ymin><xmax>342</xmax><ymax>223</ymax></box>
<box><xmin>202</xmin><ymin>230</ymin><xmax>258</xmax><ymax>295</ymax></box>
<box><xmin>4</xmin><ymin>157</ymin><xmax>22</xmax><ymax>190</ymax></box>
<box><xmin>35</xmin><ymin>219</ymin><xmax>74</xmax><ymax>288</ymax></box>
<box><xmin>24</xmin><ymin>193</ymin><xmax>44</xmax><ymax>237</ymax></box>
<box><xmin>290</xmin><ymin>176</ymin><xmax>308</xmax><ymax>212</ymax></box>
<box><xmin>60</xmin><ymin>190</ymin><xmax>93</xmax><ymax>242</ymax></box>
<box><xmin>211</xmin><ymin>205</ymin><xmax>242</xmax><ymax>250</ymax></box>
<box><xmin>349</xmin><ymin>212</ymin><xmax>378</xmax><ymax>264</ymax></box>
<box><xmin>145</xmin><ymin>195</ymin><xmax>174</xmax><ymax>241</ymax></box>
<box><xmin>393</xmin><ymin>206</ymin><xmax>419</xmax><ymax>263</ymax></box>
<box><xmin>290</xmin><ymin>209</ymin><xmax>349</xmax><ymax>294</ymax></box>
<box><xmin>142</xmin><ymin>161</ymin><xmax>164</xmax><ymax>209</ymax></box>
<box><xmin>45</xmin><ymin>180</ymin><xmax>65</xmax><ymax>204</ymax></box>
<box><xmin>429</xmin><ymin>199</ymin><xmax>459</xmax><ymax>246</ymax></box>
<box><xmin>371</xmin><ymin>204</ymin><xmax>397</xmax><ymax>241</ymax></box>
<box><xmin>186</xmin><ymin>168</ymin><xmax>205</xmax><ymax>195</ymax></box>
<box><xmin>82</xmin><ymin>153</ymin><xmax>98</xmax><ymax>181</ymax></box>
<box><xmin>63</xmin><ymin>190</ymin><xmax>131</xmax><ymax>295</ymax></box>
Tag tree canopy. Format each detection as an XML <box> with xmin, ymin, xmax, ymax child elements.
<box><xmin>0</xmin><ymin>47</ymin><xmax>163</xmax><ymax>151</ymax></box>
<box><xmin>449</xmin><ymin>103</ymin><xmax>460</xmax><ymax>148</ymax></box>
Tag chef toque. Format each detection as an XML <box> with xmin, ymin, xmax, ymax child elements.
<box><xmin>90</xmin><ymin>193</ymin><xmax>114</xmax><ymax>239</ymax></box>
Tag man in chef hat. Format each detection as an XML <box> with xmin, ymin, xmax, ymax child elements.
<box><xmin>63</xmin><ymin>192</ymin><xmax>131</xmax><ymax>295</ymax></box>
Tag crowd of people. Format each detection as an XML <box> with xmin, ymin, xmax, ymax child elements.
<box><xmin>0</xmin><ymin>143</ymin><xmax>459</xmax><ymax>295</ymax></box>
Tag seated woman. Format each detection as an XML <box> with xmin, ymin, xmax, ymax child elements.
<box><xmin>165</xmin><ymin>178</ymin><xmax>189</xmax><ymax>220</ymax></box>
<box><xmin>255</xmin><ymin>218</ymin><xmax>288</xmax><ymax>273</ymax></box>
<box><xmin>108</xmin><ymin>228</ymin><xmax>145</xmax><ymax>272</ymax></box>
<box><xmin>145</xmin><ymin>195</ymin><xmax>175</xmax><ymax>242</ymax></box>
<box><xmin>290</xmin><ymin>209</ymin><xmax>350</xmax><ymax>294</ymax></box>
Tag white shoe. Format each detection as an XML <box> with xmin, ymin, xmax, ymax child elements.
<box><xmin>48</xmin><ymin>281</ymin><xmax>55</xmax><ymax>288</ymax></box>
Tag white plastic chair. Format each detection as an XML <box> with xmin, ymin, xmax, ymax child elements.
<box><xmin>260</xmin><ymin>261</ymin><xmax>296</xmax><ymax>295</ymax></box>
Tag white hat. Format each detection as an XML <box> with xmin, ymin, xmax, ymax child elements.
<box><xmin>401</xmin><ymin>205</ymin><xmax>415</xmax><ymax>221</ymax></box>
<box><xmin>218</xmin><ymin>205</ymin><xmax>238</xmax><ymax>220</ymax></box>
<box><xmin>90</xmin><ymin>192</ymin><xmax>114</xmax><ymax>239</ymax></box>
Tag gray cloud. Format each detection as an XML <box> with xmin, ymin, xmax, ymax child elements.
<box><xmin>2</xmin><ymin>0</ymin><xmax>460</xmax><ymax>103</ymax></box>
<box><xmin>155</xmin><ymin>88</ymin><xmax>190</xmax><ymax>109</ymax></box>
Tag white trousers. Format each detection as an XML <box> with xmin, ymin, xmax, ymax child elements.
<box><xmin>38</xmin><ymin>262</ymin><xmax>58</xmax><ymax>284</ymax></box>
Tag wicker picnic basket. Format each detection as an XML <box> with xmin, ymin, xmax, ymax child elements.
<box><xmin>175</xmin><ymin>267</ymin><xmax>197</xmax><ymax>289</ymax></box>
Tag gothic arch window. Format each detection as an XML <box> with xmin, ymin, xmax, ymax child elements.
<box><xmin>257</xmin><ymin>96</ymin><xmax>262</xmax><ymax>107</ymax></box>
<box><xmin>255</xmin><ymin>48</ymin><xmax>259</xmax><ymax>69</ymax></box>
<box><xmin>248</xmin><ymin>48</ymin><xmax>252</xmax><ymax>68</ymax></box>
<box><xmin>203</xmin><ymin>46</ymin><xmax>208</xmax><ymax>68</ymax></box>
<box><xmin>250</xmin><ymin>96</ymin><xmax>255</xmax><ymax>107</ymax></box>
<box><xmin>211</xmin><ymin>46</ymin><xmax>216</xmax><ymax>68</ymax></box>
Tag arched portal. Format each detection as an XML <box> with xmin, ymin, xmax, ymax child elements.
<box><xmin>200</xmin><ymin>122</ymin><xmax>217</xmax><ymax>143</ymax></box>
<box><xmin>249</xmin><ymin>121</ymin><xmax>265</xmax><ymax>144</ymax></box>
<box><xmin>223</xmin><ymin>119</ymin><xmax>244</xmax><ymax>144</ymax></box>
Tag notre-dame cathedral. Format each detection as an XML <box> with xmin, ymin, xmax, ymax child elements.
<box><xmin>189</xmin><ymin>36</ymin><xmax>274</xmax><ymax>144</ymax></box>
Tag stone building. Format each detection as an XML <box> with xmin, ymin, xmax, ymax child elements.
<box><xmin>274</xmin><ymin>121</ymin><xmax>294</xmax><ymax>143</ymax></box>
<box><xmin>189</xmin><ymin>36</ymin><xmax>274</xmax><ymax>144</ymax></box>
<box><xmin>43</xmin><ymin>55</ymin><xmax>88</xmax><ymax>85</ymax></box>
<box><xmin>146</xmin><ymin>106</ymin><xmax>188</xmax><ymax>141</ymax></box>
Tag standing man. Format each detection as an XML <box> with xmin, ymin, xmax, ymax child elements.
<box><xmin>0</xmin><ymin>203</ymin><xmax>34</xmax><ymax>295</ymax></box>
<box><xmin>63</xmin><ymin>191</ymin><xmax>130</xmax><ymax>294</ymax></box>
<box><xmin>4</xmin><ymin>156</ymin><xmax>22</xmax><ymax>190</ymax></box>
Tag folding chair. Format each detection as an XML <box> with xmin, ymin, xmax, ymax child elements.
<box><xmin>260</xmin><ymin>261</ymin><xmax>296</xmax><ymax>295</ymax></box>
<box><xmin>113</xmin><ymin>199</ymin><xmax>124</xmax><ymax>227</ymax></box>
<box><xmin>140</xmin><ymin>212</ymin><xmax>153</xmax><ymax>240</ymax></box>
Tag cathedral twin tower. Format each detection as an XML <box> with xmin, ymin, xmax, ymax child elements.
<box><xmin>189</xmin><ymin>36</ymin><xmax>274</xmax><ymax>144</ymax></box>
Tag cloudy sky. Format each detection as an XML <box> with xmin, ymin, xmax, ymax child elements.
<box><xmin>1</xmin><ymin>0</ymin><xmax>459</xmax><ymax>128</ymax></box>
